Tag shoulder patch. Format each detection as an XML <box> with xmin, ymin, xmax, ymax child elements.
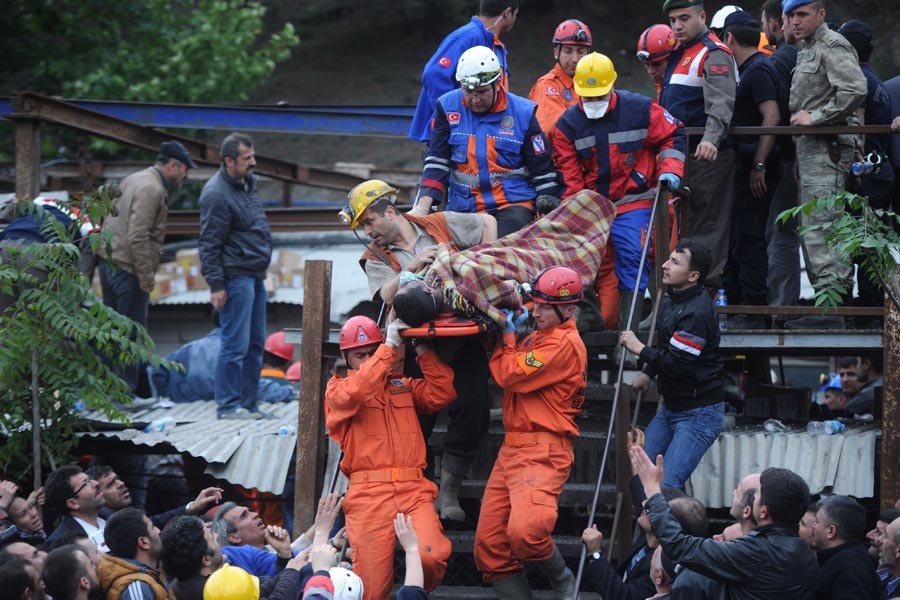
<box><xmin>517</xmin><ymin>349</ymin><xmax>546</xmax><ymax>375</ymax></box>
<box><xmin>663</xmin><ymin>109</ymin><xmax>676</xmax><ymax>125</ymax></box>
<box><xmin>447</xmin><ymin>112</ymin><xmax>461</xmax><ymax>126</ymax></box>
<box><xmin>531</xmin><ymin>135</ymin><xmax>547</xmax><ymax>155</ymax></box>
<box><xmin>563</xmin><ymin>88</ymin><xmax>573</xmax><ymax>101</ymax></box>
<box><xmin>438</xmin><ymin>57</ymin><xmax>452</xmax><ymax>68</ymax></box>
<box><xmin>545</xmin><ymin>86</ymin><xmax>560</xmax><ymax>96</ymax></box>
<box><xmin>709</xmin><ymin>64</ymin><xmax>731</xmax><ymax>76</ymax></box>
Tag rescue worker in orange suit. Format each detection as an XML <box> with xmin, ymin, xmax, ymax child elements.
<box><xmin>412</xmin><ymin>45</ymin><xmax>562</xmax><ymax>237</ymax></box>
<box><xmin>528</xmin><ymin>19</ymin><xmax>593</xmax><ymax>138</ymax></box>
<box><xmin>553</xmin><ymin>53</ymin><xmax>685</xmax><ymax>362</ymax></box>
<box><xmin>341</xmin><ymin>179</ymin><xmax>497</xmax><ymax>523</ymax></box>
<box><xmin>660</xmin><ymin>0</ymin><xmax>737</xmax><ymax>285</ymax></box>
<box><xmin>473</xmin><ymin>266</ymin><xmax>587</xmax><ymax>599</ymax></box>
<box><xmin>325</xmin><ymin>316</ymin><xmax>454</xmax><ymax>600</ymax></box>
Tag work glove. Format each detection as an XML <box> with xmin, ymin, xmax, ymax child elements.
<box><xmin>399</xmin><ymin>271</ymin><xmax>423</xmax><ymax>286</ymax></box>
<box><xmin>658</xmin><ymin>173</ymin><xmax>681</xmax><ymax>190</ymax></box>
<box><xmin>535</xmin><ymin>195</ymin><xmax>561</xmax><ymax>217</ymax></box>
<box><xmin>385</xmin><ymin>319</ymin><xmax>409</xmax><ymax>348</ymax></box>
<box><xmin>501</xmin><ymin>307</ymin><xmax>529</xmax><ymax>334</ymax></box>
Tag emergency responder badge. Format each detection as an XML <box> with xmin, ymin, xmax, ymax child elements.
<box><xmin>517</xmin><ymin>350</ymin><xmax>545</xmax><ymax>375</ymax></box>
<box><xmin>447</xmin><ymin>112</ymin><xmax>461</xmax><ymax>126</ymax></box>
<box><xmin>501</xmin><ymin>116</ymin><xmax>515</xmax><ymax>129</ymax></box>
<box><xmin>532</xmin><ymin>135</ymin><xmax>547</xmax><ymax>155</ymax></box>
<box><xmin>439</xmin><ymin>57</ymin><xmax>452</xmax><ymax>68</ymax></box>
<box><xmin>546</xmin><ymin>86</ymin><xmax>560</xmax><ymax>96</ymax></box>
<box><xmin>681</xmin><ymin>56</ymin><xmax>691</xmax><ymax>67</ymax></box>
<box><xmin>563</xmin><ymin>89</ymin><xmax>573</xmax><ymax>101</ymax></box>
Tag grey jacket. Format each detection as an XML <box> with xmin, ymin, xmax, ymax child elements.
<box><xmin>198</xmin><ymin>168</ymin><xmax>272</xmax><ymax>292</ymax></box>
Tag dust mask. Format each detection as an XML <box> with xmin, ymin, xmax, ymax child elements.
<box><xmin>582</xmin><ymin>99</ymin><xmax>610</xmax><ymax>119</ymax></box>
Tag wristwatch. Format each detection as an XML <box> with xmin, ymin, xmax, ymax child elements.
<box><xmin>752</xmin><ymin>162</ymin><xmax>766</xmax><ymax>171</ymax></box>
<box><xmin>591</xmin><ymin>551</ymin><xmax>602</xmax><ymax>560</ymax></box>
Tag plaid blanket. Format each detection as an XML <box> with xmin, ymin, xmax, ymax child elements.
<box><xmin>424</xmin><ymin>190</ymin><xmax>616</xmax><ymax>326</ymax></box>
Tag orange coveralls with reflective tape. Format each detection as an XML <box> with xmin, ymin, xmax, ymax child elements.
<box><xmin>474</xmin><ymin>318</ymin><xmax>587</xmax><ymax>582</ymax></box>
<box><xmin>325</xmin><ymin>343</ymin><xmax>455</xmax><ymax>600</ymax></box>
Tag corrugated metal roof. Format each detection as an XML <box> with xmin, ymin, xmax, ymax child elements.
<box><xmin>80</xmin><ymin>400</ymin><xmax>300</xmax><ymax>494</ymax></box>
<box><xmin>690</xmin><ymin>423</ymin><xmax>879</xmax><ymax>508</ymax></box>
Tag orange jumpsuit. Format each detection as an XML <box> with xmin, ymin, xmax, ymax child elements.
<box><xmin>474</xmin><ymin>318</ymin><xmax>587</xmax><ymax>582</ymax></box>
<box><xmin>325</xmin><ymin>344</ymin><xmax>455</xmax><ymax>600</ymax></box>
<box><xmin>528</xmin><ymin>63</ymin><xmax>580</xmax><ymax>139</ymax></box>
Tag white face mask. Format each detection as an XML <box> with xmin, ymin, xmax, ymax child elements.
<box><xmin>582</xmin><ymin>99</ymin><xmax>610</xmax><ymax>119</ymax></box>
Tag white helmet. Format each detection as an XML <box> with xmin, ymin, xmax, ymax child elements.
<box><xmin>710</xmin><ymin>5</ymin><xmax>743</xmax><ymax>29</ymax></box>
<box><xmin>455</xmin><ymin>46</ymin><xmax>502</xmax><ymax>90</ymax></box>
<box><xmin>329</xmin><ymin>567</ymin><xmax>364</xmax><ymax>600</ymax></box>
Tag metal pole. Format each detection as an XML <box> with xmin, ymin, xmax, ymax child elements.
<box><xmin>631</xmin><ymin>287</ymin><xmax>664</xmax><ymax>430</ymax></box>
<box><xmin>571</xmin><ymin>182</ymin><xmax>668</xmax><ymax>598</ymax></box>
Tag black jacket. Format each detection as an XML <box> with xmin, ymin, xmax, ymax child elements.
<box><xmin>647</xmin><ymin>493</ymin><xmax>819</xmax><ymax>600</ymax></box>
<box><xmin>639</xmin><ymin>284</ymin><xmax>724</xmax><ymax>410</ymax></box>
<box><xmin>584</xmin><ymin>537</ymin><xmax>656</xmax><ymax>600</ymax></box>
<box><xmin>171</xmin><ymin>575</ymin><xmax>205</xmax><ymax>600</ymax></box>
<box><xmin>44</xmin><ymin>515</ymin><xmax>90</xmax><ymax>546</ymax></box>
<box><xmin>99</xmin><ymin>505</ymin><xmax>186</xmax><ymax>530</ymax></box>
<box><xmin>198</xmin><ymin>168</ymin><xmax>272</xmax><ymax>292</ymax></box>
<box><xmin>815</xmin><ymin>541</ymin><xmax>882</xmax><ymax>600</ymax></box>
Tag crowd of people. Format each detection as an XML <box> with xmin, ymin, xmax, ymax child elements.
<box><xmin>2</xmin><ymin>0</ymin><xmax>899</xmax><ymax>598</ymax></box>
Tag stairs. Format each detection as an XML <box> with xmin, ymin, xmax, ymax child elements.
<box><xmin>417</xmin><ymin>332</ymin><xmax>652</xmax><ymax>598</ymax></box>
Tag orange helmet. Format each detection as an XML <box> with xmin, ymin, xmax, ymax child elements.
<box><xmin>636</xmin><ymin>24</ymin><xmax>678</xmax><ymax>63</ymax></box>
<box><xmin>553</xmin><ymin>19</ymin><xmax>593</xmax><ymax>46</ymax></box>
<box><xmin>531</xmin><ymin>266</ymin><xmax>583</xmax><ymax>304</ymax></box>
<box><xmin>264</xmin><ymin>331</ymin><xmax>293</xmax><ymax>361</ymax></box>
<box><xmin>339</xmin><ymin>316</ymin><xmax>383</xmax><ymax>351</ymax></box>
<box><xmin>285</xmin><ymin>362</ymin><xmax>302</xmax><ymax>382</ymax></box>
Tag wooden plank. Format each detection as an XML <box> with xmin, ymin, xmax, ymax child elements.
<box><xmin>294</xmin><ymin>260</ymin><xmax>332</xmax><ymax>535</ymax></box>
<box><xmin>14</xmin><ymin>119</ymin><xmax>40</xmax><ymax>200</ymax></box>
<box><xmin>881</xmin><ymin>282</ymin><xmax>900</xmax><ymax>508</ymax></box>
<box><xmin>614</xmin><ymin>388</ymin><xmax>633</xmax><ymax>560</ymax></box>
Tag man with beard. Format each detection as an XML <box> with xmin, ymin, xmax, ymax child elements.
<box><xmin>160</xmin><ymin>516</ymin><xmax>226</xmax><ymax>600</ymax></box>
<box><xmin>45</xmin><ymin>465</ymin><xmax>109</xmax><ymax>551</ymax></box>
<box><xmin>98</xmin><ymin>140</ymin><xmax>195</xmax><ymax>393</ymax></box>
<box><xmin>97</xmin><ymin>508</ymin><xmax>166</xmax><ymax>600</ymax></box>
<box><xmin>42</xmin><ymin>544</ymin><xmax>102</xmax><ymax>600</ymax></box>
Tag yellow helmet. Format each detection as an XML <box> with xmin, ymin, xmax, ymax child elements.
<box><xmin>340</xmin><ymin>179</ymin><xmax>399</xmax><ymax>229</ymax></box>
<box><xmin>203</xmin><ymin>564</ymin><xmax>259</xmax><ymax>600</ymax></box>
<box><xmin>573</xmin><ymin>52</ymin><xmax>617</xmax><ymax>97</ymax></box>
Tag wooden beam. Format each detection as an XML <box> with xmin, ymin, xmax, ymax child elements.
<box><xmin>881</xmin><ymin>280</ymin><xmax>899</xmax><ymax>508</ymax></box>
<box><xmin>14</xmin><ymin>119</ymin><xmax>40</xmax><ymax>200</ymax></box>
<box><xmin>614</xmin><ymin>387</ymin><xmax>634</xmax><ymax>560</ymax></box>
<box><xmin>294</xmin><ymin>260</ymin><xmax>332</xmax><ymax>535</ymax></box>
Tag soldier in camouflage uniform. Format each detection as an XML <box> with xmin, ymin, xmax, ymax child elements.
<box><xmin>783</xmin><ymin>0</ymin><xmax>866</xmax><ymax>329</ymax></box>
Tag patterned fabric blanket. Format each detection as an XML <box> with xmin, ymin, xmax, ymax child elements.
<box><xmin>424</xmin><ymin>189</ymin><xmax>616</xmax><ymax>326</ymax></box>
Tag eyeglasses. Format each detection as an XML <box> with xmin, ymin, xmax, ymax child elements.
<box><xmin>68</xmin><ymin>478</ymin><xmax>92</xmax><ymax>500</ymax></box>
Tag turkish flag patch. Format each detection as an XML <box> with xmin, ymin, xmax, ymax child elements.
<box><xmin>532</xmin><ymin>135</ymin><xmax>547</xmax><ymax>155</ymax></box>
<box><xmin>447</xmin><ymin>112</ymin><xmax>461</xmax><ymax>125</ymax></box>
<box><xmin>709</xmin><ymin>64</ymin><xmax>730</xmax><ymax>75</ymax></box>
<box><xmin>545</xmin><ymin>86</ymin><xmax>560</xmax><ymax>96</ymax></box>
<box><xmin>439</xmin><ymin>57</ymin><xmax>452</xmax><ymax>68</ymax></box>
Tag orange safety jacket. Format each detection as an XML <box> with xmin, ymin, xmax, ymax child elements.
<box><xmin>489</xmin><ymin>318</ymin><xmax>587</xmax><ymax>438</ymax></box>
<box><xmin>325</xmin><ymin>344</ymin><xmax>456</xmax><ymax>476</ymax></box>
<box><xmin>528</xmin><ymin>63</ymin><xmax>580</xmax><ymax>138</ymax></box>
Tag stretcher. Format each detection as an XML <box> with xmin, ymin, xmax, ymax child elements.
<box><xmin>400</xmin><ymin>312</ymin><xmax>491</xmax><ymax>338</ymax></box>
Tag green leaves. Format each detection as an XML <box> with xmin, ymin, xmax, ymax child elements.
<box><xmin>777</xmin><ymin>192</ymin><xmax>900</xmax><ymax>311</ymax></box>
<box><xmin>0</xmin><ymin>191</ymin><xmax>173</xmax><ymax>483</ymax></box>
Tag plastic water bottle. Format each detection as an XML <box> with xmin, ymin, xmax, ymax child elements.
<box><xmin>851</xmin><ymin>160</ymin><xmax>874</xmax><ymax>176</ymax></box>
<box><xmin>278</xmin><ymin>426</ymin><xmax>296</xmax><ymax>436</ymax></box>
<box><xmin>715</xmin><ymin>288</ymin><xmax>728</xmax><ymax>331</ymax></box>
<box><xmin>806</xmin><ymin>420</ymin><xmax>846</xmax><ymax>435</ymax></box>
<box><xmin>763</xmin><ymin>419</ymin><xmax>790</xmax><ymax>433</ymax></box>
<box><xmin>143</xmin><ymin>416</ymin><xmax>176</xmax><ymax>433</ymax></box>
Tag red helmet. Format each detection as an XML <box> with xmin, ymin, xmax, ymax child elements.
<box><xmin>531</xmin><ymin>266</ymin><xmax>583</xmax><ymax>304</ymax></box>
<box><xmin>285</xmin><ymin>362</ymin><xmax>302</xmax><ymax>382</ymax></box>
<box><xmin>553</xmin><ymin>19</ymin><xmax>593</xmax><ymax>46</ymax></box>
<box><xmin>264</xmin><ymin>331</ymin><xmax>294</xmax><ymax>361</ymax></box>
<box><xmin>339</xmin><ymin>316</ymin><xmax>383</xmax><ymax>351</ymax></box>
<box><xmin>636</xmin><ymin>24</ymin><xmax>678</xmax><ymax>63</ymax></box>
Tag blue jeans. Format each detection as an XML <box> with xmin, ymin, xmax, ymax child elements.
<box><xmin>216</xmin><ymin>276</ymin><xmax>267</xmax><ymax>415</ymax></box>
<box><xmin>99</xmin><ymin>261</ymin><xmax>149</xmax><ymax>393</ymax></box>
<box><xmin>643</xmin><ymin>401</ymin><xmax>724</xmax><ymax>489</ymax></box>
<box><xmin>609</xmin><ymin>207</ymin><xmax>652</xmax><ymax>293</ymax></box>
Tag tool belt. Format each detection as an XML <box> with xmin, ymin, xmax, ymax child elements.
<box><xmin>348</xmin><ymin>467</ymin><xmax>424</xmax><ymax>484</ymax></box>
<box><xmin>503</xmin><ymin>431</ymin><xmax>573</xmax><ymax>447</ymax></box>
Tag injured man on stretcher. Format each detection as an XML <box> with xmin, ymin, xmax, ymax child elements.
<box><xmin>392</xmin><ymin>189</ymin><xmax>616</xmax><ymax>330</ymax></box>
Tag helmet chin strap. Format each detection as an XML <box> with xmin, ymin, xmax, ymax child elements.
<box><xmin>552</xmin><ymin>305</ymin><xmax>567</xmax><ymax>323</ymax></box>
